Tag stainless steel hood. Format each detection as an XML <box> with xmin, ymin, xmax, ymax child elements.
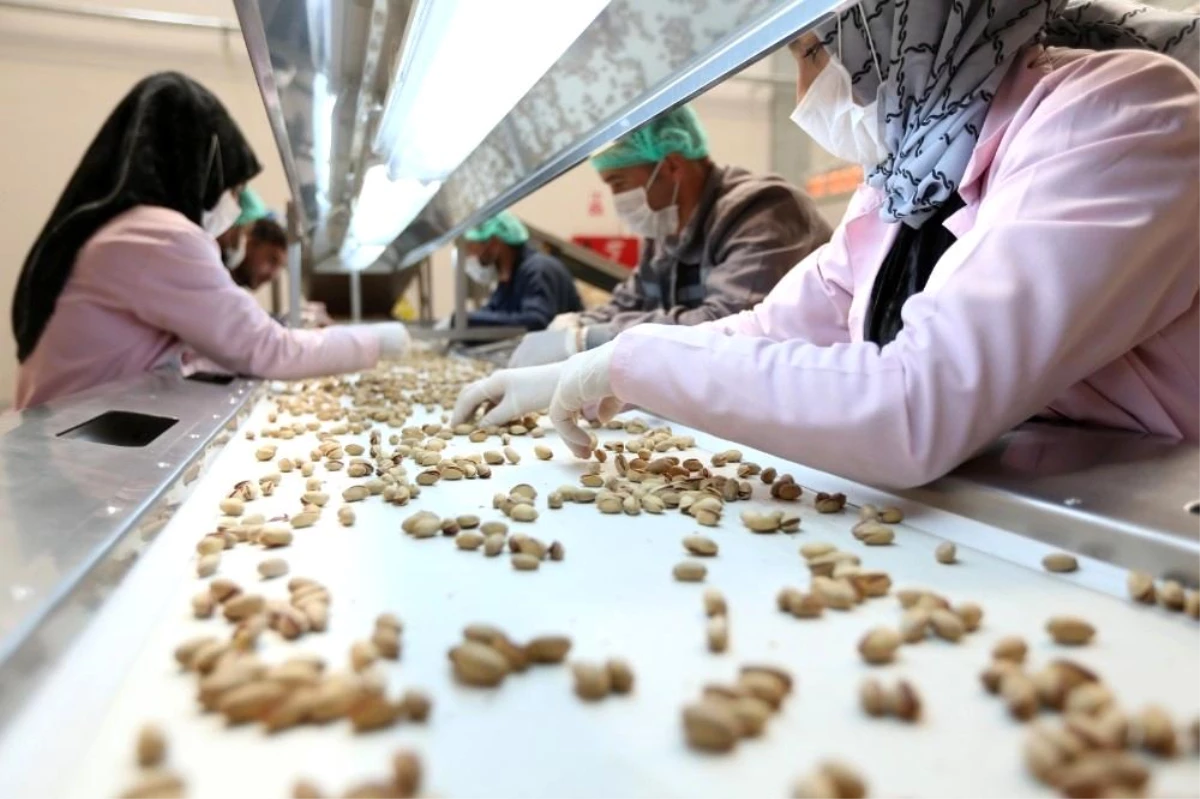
<box><xmin>235</xmin><ymin>0</ymin><xmax>843</xmax><ymax>271</ymax></box>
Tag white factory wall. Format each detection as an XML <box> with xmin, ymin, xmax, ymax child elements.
<box><xmin>0</xmin><ymin>0</ymin><xmax>287</xmax><ymax>407</ymax></box>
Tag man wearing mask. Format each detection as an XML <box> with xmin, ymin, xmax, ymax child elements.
<box><xmin>508</xmin><ymin>104</ymin><xmax>831</xmax><ymax>366</ymax></box>
<box><xmin>220</xmin><ymin>189</ymin><xmax>333</xmax><ymax>327</ymax></box>
<box><xmin>455</xmin><ymin>211</ymin><xmax>582</xmax><ymax>331</ymax></box>
<box><xmin>225</xmin><ymin>217</ymin><xmax>287</xmax><ymax>291</ymax></box>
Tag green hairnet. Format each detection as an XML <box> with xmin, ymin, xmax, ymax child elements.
<box><xmin>589</xmin><ymin>105</ymin><xmax>709</xmax><ymax>172</ymax></box>
<box><xmin>235</xmin><ymin>188</ymin><xmax>270</xmax><ymax>227</ymax></box>
<box><xmin>463</xmin><ymin>211</ymin><xmax>529</xmax><ymax>245</ymax></box>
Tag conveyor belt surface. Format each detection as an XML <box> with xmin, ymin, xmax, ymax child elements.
<box><xmin>0</xmin><ymin>358</ymin><xmax>1195</xmax><ymax>798</ymax></box>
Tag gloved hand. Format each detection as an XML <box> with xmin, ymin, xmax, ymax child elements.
<box><xmin>549</xmin><ymin>342</ymin><xmax>621</xmax><ymax>458</ymax></box>
<box><xmin>508</xmin><ymin>328</ymin><xmax>580</xmax><ymax>368</ymax></box>
<box><xmin>452</xmin><ymin>363</ymin><xmax>564</xmax><ymax>427</ymax></box>
<box><xmin>548</xmin><ymin>312</ymin><xmax>582</xmax><ymax>332</ymax></box>
<box><xmin>371</xmin><ymin>322</ymin><xmax>411</xmax><ymax>359</ymax></box>
<box><xmin>302</xmin><ymin>301</ymin><xmax>334</xmax><ymax>328</ymax></box>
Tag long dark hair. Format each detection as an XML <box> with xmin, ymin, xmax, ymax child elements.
<box><xmin>12</xmin><ymin>71</ymin><xmax>261</xmax><ymax>362</ymax></box>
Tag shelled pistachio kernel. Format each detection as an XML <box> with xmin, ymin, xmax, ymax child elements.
<box><xmin>525</xmin><ymin>635</ymin><xmax>572</xmax><ymax>664</ymax></box>
<box><xmin>512</xmin><ymin>553</ymin><xmax>540</xmax><ymax>571</ymax></box>
<box><xmin>134</xmin><ymin>722</ymin><xmax>167</xmax><ymax>768</ymax></box>
<box><xmin>1127</xmin><ymin>571</ymin><xmax>1156</xmax><ymax>604</ymax></box>
<box><xmin>191</xmin><ymin>592</ymin><xmax>214</xmax><ymax>619</ymax></box>
<box><xmin>683</xmin><ymin>535</ymin><xmax>718</xmax><ymax>557</ymax></box>
<box><xmin>258</xmin><ymin>558</ymin><xmax>289</xmax><ymax>579</ymax></box>
<box><xmin>196</xmin><ymin>553</ymin><xmax>220</xmax><ymax>578</ymax></box>
<box><xmin>859</xmin><ymin>677</ymin><xmax>889</xmax><ymax>717</ymax></box>
<box><xmin>456</xmin><ymin>531</ymin><xmax>485</xmax><ymax>551</ymax></box>
<box><xmin>858</xmin><ymin>627</ymin><xmax>901</xmax><ymax>664</ymax></box>
<box><xmin>510</xmin><ymin>504</ymin><xmax>538</xmax><ymax>523</ymax></box>
<box><xmin>954</xmin><ymin>602</ymin><xmax>984</xmax><ymax>632</ymax></box>
<box><xmin>1046</xmin><ymin>615</ymin><xmax>1095</xmax><ymax>645</ymax></box>
<box><xmin>929</xmin><ymin>608</ymin><xmax>966</xmax><ymax>642</ymax></box>
<box><xmin>992</xmin><ymin>635</ymin><xmax>1028</xmax><ymax>664</ymax></box>
<box><xmin>704</xmin><ymin>588</ymin><xmax>727</xmax><ymax>617</ymax></box>
<box><xmin>1159</xmin><ymin>580</ymin><xmax>1186</xmax><ymax>611</ymax></box>
<box><xmin>800</xmin><ymin>541</ymin><xmax>836</xmax><ymax>560</ymax></box>
<box><xmin>706</xmin><ymin>615</ymin><xmax>729</xmax><ymax>653</ymax></box>
<box><xmin>857</xmin><ymin>523</ymin><xmax>895</xmax><ymax>546</ymax></box>
<box><xmin>682</xmin><ymin>701</ymin><xmax>740</xmax><ymax>753</ymax></box>
<box><xmin>1042</xmin><ymin>553</ymin><xmax>1079</xmax><ymax>573</ymax></box>
<box><xmin>935</xmin><ymin>541</ymin><xmax>957</xmax><ymax>564</ymax></box>
<box><xmin>891</xmin><ymin>680</ymin><xmax>922</xmax><ymax>722</ymax></box>
<box><xmin>572</xmin><ymin>662</ymin><xmax>611</xmax><ymax>701</ymax></box>
<box><xmin>673</xmin><ymin>561</ymin><xmax>707</xmax><ymax>582</ymax></box>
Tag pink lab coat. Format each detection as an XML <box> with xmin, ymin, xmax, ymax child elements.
<box><xmin>608</xmin><ymin>46</ymin><xmax>1200</xmax><ymax>489</ymax></box>
<box><xmin>15</xmin><ymin>206</ymin><xmax>379</xmax><ymax>409</ymax></box>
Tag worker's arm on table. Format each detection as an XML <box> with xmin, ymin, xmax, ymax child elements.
<box><xmin>577</xmin><ymin>269</ymin><xmax>646</xmax><ymax>326</ymax></box>
<box><xmin>608</xmin><ymin>54</ymin><xmax>1200</xmax><ymax>488</ymax></box>
<box><xmin>129</xmin><ymin>227</ymin><xmax>379</xmax><ymax>379</ymax></box>
<box><xmin>467</xmin><ymin>273</ymin><xmax>561</xmax><ymax>331</ymax></box>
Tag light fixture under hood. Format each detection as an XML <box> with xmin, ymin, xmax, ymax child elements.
<box><xmin>374</xmin><ymin>0</ymin><xmax>610</xmax><ymax>185</ymax></box>
<box><xmin>340</xmin><ymin>163</ymin><xmax>441</xmax><ymax>269</ymax></box>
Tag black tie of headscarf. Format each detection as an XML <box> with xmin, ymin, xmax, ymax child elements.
<box><xmin>12</xmin><ymin>71</ymin><xmax>261</xmax><ymax>362</ymax></box>
<box><xmin>864</xmin><ymin>193</ymin><xmax>966</xmax><ymax>347</ymax></box>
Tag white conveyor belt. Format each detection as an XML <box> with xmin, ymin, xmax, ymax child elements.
<box><xmin>0</xmin><ymin>384</ymin><xmax>1196</xmax><ymax>798</ymax></box>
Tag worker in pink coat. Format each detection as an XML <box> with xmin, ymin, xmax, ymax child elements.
<box><xmin>455</xmin><ymin>0</ymin><xmax>1200</xmax><ymax>489</ymax></box>
<box><xmin>12</xmin><ymin>72</ymin><xmax>409</xmax><ymax>410</ymax></box>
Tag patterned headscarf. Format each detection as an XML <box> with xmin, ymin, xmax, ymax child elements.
<box><xmin>816</xmin><ymin>0</ymin><xmax>1199</xmax><ymax>227</ymax></box>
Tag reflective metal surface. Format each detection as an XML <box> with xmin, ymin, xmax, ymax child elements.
<box><xmin>0</xmin><ymin>372</ymin><xmax>258</xmax><ymax>726</ymax></box>
<box><xmin>389</xmin><ymin>0</ymin><xmax>843</xmax><ymax>267</ymax></box>
<box><xmin>236</xmin><ymin>0</ymin><xmax>838</xmax><ymax>269</ymax></box>
<box><xmin>903</xmin><ymin>423</ymin><xmax>1200</xmax><ymax>584</ymax></box>
<box><xmin>234</xmin><ymin>0</ymin><xmax>413</xmax><ymax>253</ymax></box>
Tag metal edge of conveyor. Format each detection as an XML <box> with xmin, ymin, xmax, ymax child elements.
<box><xmin>896</xmin><ymin>424</ymin><xmax>1200</xmax><ymax>585</ymax></box>
<box><xmin>0</xmin><ymin>372</ymin><xmax>262</xmax><ymax>734</ymax></box>
<box><xmin>523</xmin><ymin>221</ymin><xmax>630</xmax><ymax>293</ymax></box>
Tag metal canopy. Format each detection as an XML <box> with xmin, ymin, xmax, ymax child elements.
<box><xmin>235</xmin><ymin>0</ymin><xmax>841</xmax><ymax>270</ymax></box>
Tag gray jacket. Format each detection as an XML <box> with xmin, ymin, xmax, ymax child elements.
<box><xmin>580</xmin><ymin>164</ymin><xmax>832</xmax><ymax>347</ymax></box>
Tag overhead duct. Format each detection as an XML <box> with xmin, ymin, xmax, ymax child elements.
<box><xmin>235</xmin><ymin>0</ymin><xmax>846</xmax><ymax>271</ymax></box>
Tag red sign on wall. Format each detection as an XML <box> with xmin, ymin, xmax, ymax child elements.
<box><xmin>572</xmin><ymin>235</ymin><xmax>640</xmax><ymax>269</ymax></box>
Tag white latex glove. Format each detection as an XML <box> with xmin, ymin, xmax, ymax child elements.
<box><xmin>508</xmin><ymin>328</ymin><xmax>580</xmax><ymax>368</ymax></box>
<box><xmin>452</xmin><ymin>363</ymin><xmax>564</xmax><ymax>427</ymax></box>
<box><xmin>302</xmin><ymin>301</ymin><xmax>334</xmax><ymax>328</ymax></box>
<box><xmin>370</xmin><ymin>322</ymin><xmax>411</xmax><ymax>359</ymax></box>
<box><xmin>549</xmin><ymin>342</ymin><xmax>621</xmax><ymax>458</ymax></box>
<box><xmin>548</xmin><ymin>312</ymin><xmax>582</xmax><ymax>331</ymax></box>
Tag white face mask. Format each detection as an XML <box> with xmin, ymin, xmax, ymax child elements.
<box><xmin>790</xmin><ymin>57</ymin><xmax>887</xmax><ymax>168</ymax></box>
<box><xmin>222</xmin><ymin>232</ymin><xmax>247</xmax><ymax>270</ymax></box>
<box><xmin>202</xmin><ymin>191</ymin><xmax>241</xmax><ymax>237</ymax></box>
<box><xmin>612</xmin><ymin>161</ymin><xmax>680</xmax><ymax>240</ymax></box>
<box><xmin>464</xmin><ymin>255</ymin><xmax>497</xmax><ymax>286</ymax></box>
<box><xmin>790</xmin><ymin>9</ymin><xmax>888</xmax><ymax>169</ymax></box>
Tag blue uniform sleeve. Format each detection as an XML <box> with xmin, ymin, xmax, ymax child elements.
<box><xmin>467</xmin><ymin>267</ymin><xmax>558</xmax><ymax>331</ymax></box>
